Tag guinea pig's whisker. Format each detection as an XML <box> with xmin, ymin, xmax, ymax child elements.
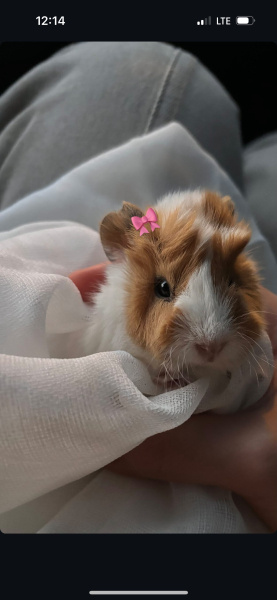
<box><xmin>246</xmin><ymin>346</ymin><xmax>265</xmax><ymax>380</ymax></box>
<box><xmin>239</xmin><ymin>344</ymin><xmax>259</xmax><ymax>385</ymax></box>
<box><xmin>238</xmin><ymin>330</ymin><xmax>274</xmax><ymax>368</ymax></box>
<box><xmin>242</xmin><ymin>329</ymin><xmax>275</xmax><ymax>362</ymax></box>
<box><xmin>238</xmin><ymin>331</ymin><xmax>266</xmax><ymax>372</ymax></box>
<box><xmin>163</xmin><ymin>361</ymin><xmax>176</xmax><ymax>387</ymax></box>
<box><xmin>233</xmin><ymin>314</ymin><xmax>255</xmax><ymax>326</ymax></box>
<box><xmin>236</xmin><ymin>336</ymin><xmax>257</xmax><ymax>370</ymax></box>
<box><xmin>183</xmin><ymin>345</ymin><xmax>190</xmax><ymax>365</ymax></box>
<box><xmin>160</xmin><ymin>360</ymin><xmax>168</xmax><ymax>379</ymax></box>
<box><xmin>253</xmin><ymin>365</ymin><xmax>259</xmax><ymax>387</ymax></box>
<box><xmin>255</xmin><ymin>356</ymin><xmax>274</xmax><ymax>369</ymax></box>
<box><xmin>175</xmin><ymin>347</ymin><xmax>191</xmax><ymax>385</ymax></box>
<box><xmin>169</xmin><ymin>347</ymin><xmax>175</xmax><ymax>370</ymax></box>
<box><xmin>251</xmin><ymin>310</ymin><xmax>276</xmax><ymax>316</ymax></box>
<box><xmin>177</xmin><ymin>356</ymin><xmax>182</xmax><ymax>378</ymax></box>
<box><xmin>169</xmin><ymin>345</ymin><xmax>176</xmax><ymax>370</ymax></box>
<box><xmin>233</xmin><ymin>311</ymin><xmax>252</xmax><ymax>320</ymax></box>
<box><xmin>176</xmin><ymin>356</ymin><xmax>185</xmax><ymax>384</ymax></box>
<box><xmin>232</xmin><ymin>310</ymin><xmax>276</xmax><ymax>322</ymax></box>
<box><xmin>243</xmin><ymin>327</ymin><xmax>267</xmax><ymax>338</ymax></box>
<box><xmin>182</xmin><ymin>348</ymin><xmax>192</xmax><ymax>380</ymax></box>
<box><xmin>237</xmin><ymin>331</ymin><xmax>255</xmax><ymax>346</ymax></box>
<box><xmin>232</xmin><ymin>317</ymin><xmax>248</xmax><ymax>326</ymax></box>
<box><xmin>183</xmin><ymin>348</ymin><xmax>189</xmax><ymax>371</ymax></box>
<box><xmin>237</xmin><ymin>331</ymin><xmax>252</xmax><ymax>345</ymax></box>
<box><xmin>249</xmin><ymin>351</ymin><xmax>274</xmax><ymax>369</ymax></box>
<box><xmin>247</xmin><ymin>359</ymin><xmax>254</xmax><ymax>379</ymax></box>
<box><xmin>165</xmin><ymin>341</ymin><xmax>181</xmax><ymax>370</ymax></box>
<box><xmin>171</xmin><ymin>343</ymin><xmax>183</xmax><ymax>367</ymax></box>
<box><xmin>163</xmin><ymin>361</ymin><xmax>170</xmax><ymax>377</ymax></box>
<box><xmin>156</xmin><ymin>363</ymin><xmax>164</xmax><ymax>382</ymax></box>
<box><xmin>234</xmin><ymin>310</ymin><xmax>277</xmax><ymax>324</ymax></box>
<box><xmin>243</xmin><ymin>339</ymin><xmax>274</xmax><ymax>370</ymax></box>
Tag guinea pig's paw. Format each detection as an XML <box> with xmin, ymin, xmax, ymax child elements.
<box><xmin>153</xmin><ymin>370</ymin><xmax>190</xmax><ymax>390</ymax></box>
<box><xmin>152</xmin><ymin>372</ymin><xmax>169</xmax><ymax>388</ymax></box>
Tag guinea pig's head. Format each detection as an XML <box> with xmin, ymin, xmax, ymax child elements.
<box><xmin>100</xmin><ymin>190</ymin><xmax>265</xmax><ymax>381</ymax></box>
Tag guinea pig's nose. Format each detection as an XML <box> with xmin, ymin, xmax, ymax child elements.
<box><xmin>195</xmin><ymin>340</ymin><xmax>226</xmax><ymax>362</ymax></box>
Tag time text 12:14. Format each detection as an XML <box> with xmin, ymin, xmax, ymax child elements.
<box><xmin>36</xmin><ymin>16</ymin><xmax>65</xmax><ymax>25</ymax></box>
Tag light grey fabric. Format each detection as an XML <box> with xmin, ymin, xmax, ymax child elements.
<box><xmin>244</xmin><ymin>132</ymin><xmax>277</xmax><ymax>261</ymax></box>
<box><xmin>0</xmin><ymin>42</ymin><xmax>243</xmax><ymax>212</ymax></box>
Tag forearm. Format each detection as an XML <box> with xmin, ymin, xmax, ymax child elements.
<box><xmin>107</xmin><ymin>411</ymin><xmax>248</xmax><ymax>492</ymax></box>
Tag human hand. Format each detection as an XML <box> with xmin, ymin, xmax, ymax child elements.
<box><xmin>69</xmin><ymin>261</ymin><xmax>110</xmax><ymax>301</ymax></box>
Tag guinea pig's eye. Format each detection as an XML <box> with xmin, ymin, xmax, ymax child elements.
<box><xmin>154</xmin><ymin>277</ymin><xmax>171</xmax><ymax>300</ymax></box>
<box><xmin>228</xmin><ymin>277</ymin><xmax>235</xmax><ymax>287</ymax></box>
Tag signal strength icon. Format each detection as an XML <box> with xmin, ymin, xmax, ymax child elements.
<box><xmin>197</xmin><ymin>16</ymin><xmax>211</xmax><ymax>25</ymax></box>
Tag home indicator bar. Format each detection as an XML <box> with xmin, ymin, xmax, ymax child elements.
<box><xmin>89</xmin><ymin>593</ymin><xmax>189</xmax><ymax>596</ymax></box>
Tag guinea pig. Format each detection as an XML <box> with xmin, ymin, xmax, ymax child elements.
<box><xmin>73</xmin><ymin>189</ymin><xmax>265</xmax><ymax>389</ymax></box>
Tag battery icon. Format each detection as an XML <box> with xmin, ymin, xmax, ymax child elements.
<box><xmin>236</xmin><ymin>16</ymin><xmax>255</xmax><ymax>25</ymax></box>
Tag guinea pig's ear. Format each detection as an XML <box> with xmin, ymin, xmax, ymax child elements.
<box><xmin>225</xmin><ymin>222</ymin><xmax>252</xmax><ymax>263</ymax></box>
<box><xmin>100</xmin><ymin>202</ymin><xmax>144</xmax><ymax>261</ymax></box>
<box><xmin>222</xmin><ymin>195</ymin><xmax>235</xmax><ymax>217</ymax></box>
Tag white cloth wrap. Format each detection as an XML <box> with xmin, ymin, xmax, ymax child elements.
<box><xmin>0</xmin><ymin>123</ymin><xmax>275</xmax><ymax>533</ymax></box>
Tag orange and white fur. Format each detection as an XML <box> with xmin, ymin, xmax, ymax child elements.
<box><xmin>73</xmin><ymin>190</ymin><xmax>265</xmax><ymax>388</ymax></box>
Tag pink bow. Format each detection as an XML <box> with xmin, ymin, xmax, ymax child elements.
<box><xmin>131</xmin><ymin>208</ymin><xmax>160</xmax><ymax>236</ymax></box>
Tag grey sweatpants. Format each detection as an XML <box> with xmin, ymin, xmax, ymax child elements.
<box><xmin>0</xmin><ymin>41</ymin><xmax>276</xmax><ymax>258</ymax></box>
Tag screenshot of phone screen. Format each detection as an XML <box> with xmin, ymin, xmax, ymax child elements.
<box><xmin>0</xmin><ymin>7</ymin><xmax>276</xmax><ymax>600</ymax></box>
